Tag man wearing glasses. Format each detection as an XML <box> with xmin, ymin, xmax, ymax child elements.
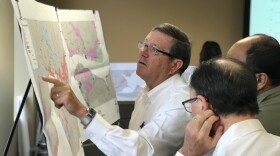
<box><xmin>43</xmin><ymin>23</ymin><xmax>192</xmax><ymax>156</ymax></box>
<box><xmin>177</xmin><ymin>57</ymin><xmax>280</xmax><ymax>156</ymax></box>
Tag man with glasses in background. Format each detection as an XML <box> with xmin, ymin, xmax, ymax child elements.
<box><xmin>43</xmin><ymin>23</ymin><xmax>192</xmax><ymax>156</ymax></box>
<box><xmin>176</xmin><ymin>57</ymin><xmax>280</xmax><ymax>156</ymax></box>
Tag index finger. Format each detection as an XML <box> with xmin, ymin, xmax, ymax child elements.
<box><xmin>200</xmin><ymin>110</ymin><xmax>216</xmax><ymax>121</ymax></box>
<box><xmin>42</xmin><ymin>76</ymin><xmax>63</xmax><ymax>85</ymax></box>
<box><xmin>199</xmin><ymin>115</ymin><xmax>219</xmax><ymax>135</ymax></box>
<box><xmin>194</xmin><ymin>110</ymin><xmax>215</xmax><ymax>127</ymax></box>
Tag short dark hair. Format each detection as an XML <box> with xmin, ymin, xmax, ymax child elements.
<box><xmin>247</xmin><ymin>45</ymin><xmax>280</xmax><ymax>87</ymax></box>
<box><xmin>199</xmin><ymin>41</ymin><xmax>222</xmax><ymax>64</ymax></box>
<box><xmin>190</xmin><ymin>58</ymin><xmax>259</xmax><ymax>116</ymax></box>
<box><xmin>152</xmin><ymin>23</ymin><xmax>191</xmax><ymax>75</ymax></box>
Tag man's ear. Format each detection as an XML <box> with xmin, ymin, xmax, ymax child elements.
<box><xmin>197</xmin><ymin>95</ymin><xmax>210</xmax><ymax>111</ymax></box>
<box><xmin>169</xmin><ymin>59</ymin><xmax>183</xmax><ymax>75</ymax></box>
<box><xmin>256</xmin><ymin>73</ymin><xmax>269</xmax><ymax>91</ymax></box>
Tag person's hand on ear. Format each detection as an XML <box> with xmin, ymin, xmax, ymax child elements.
<box><xmin>178</xmin><ymin>110</ymin><xmax>223</xmax><ymax>156</ymax></box>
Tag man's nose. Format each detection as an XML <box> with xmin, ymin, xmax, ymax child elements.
<box><xmin>138</xmin><ymin>47</ymin><xmax>149</xmax><ymax>57</ymax></box>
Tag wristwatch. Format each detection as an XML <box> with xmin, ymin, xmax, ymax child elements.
<box><xmin>81</xmin><ymin>107</ymin><xmax>96</xmax><ymax>127</ymax></box>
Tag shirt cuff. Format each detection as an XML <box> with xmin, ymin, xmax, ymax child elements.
<box><xmin>84</xmin><ymin>113</ymin><xmax>112</xmax><ymax>143</ymax></box>
<box><xmin>175</xmin><ymin>151</ymin><xmax>184</xmax><ymax>156</ymax></box>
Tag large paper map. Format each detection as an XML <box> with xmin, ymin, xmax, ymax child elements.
<box><xmin>11</xmin><ymin>0</ymin><xmax>119</xmax><ymax>155</ymax></box>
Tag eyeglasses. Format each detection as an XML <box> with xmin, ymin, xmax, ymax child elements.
<box><xmin>182</xmin><ymin>97</ymin><xmax>198</xmax><ymax>113</ymax></box>
<box><xmin>138</xmin><ymin>41</ymin><xmax>175</xmax><ymax>58</ymax></box>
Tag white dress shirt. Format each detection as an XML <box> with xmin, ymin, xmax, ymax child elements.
<box><xmin>212</xmin><ymin>119</ymin><xmax>280</xmax><ymax>156</ymax></box>
<box><xmin>85</xmin><ymin>74</ymin><xmax>191</xmax><ymax>156</ymax></box>
<box><xmin>175</xmin><ymin>119</ymin><xmax>280</xmax><ymax>156</ymax></box>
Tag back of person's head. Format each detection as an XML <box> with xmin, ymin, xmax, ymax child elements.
<box><xmin>247</xmin><ymin>45</ymin><xmax>280</xmax><ymax>87</ymax></box>
<box><xmin>152</xmin><ymin>23</ymin><xmax>191</xmax><ymax>75</ymax></box>
<box><xmin>250</xmin><ymin>34</ymin><xmax>279</xmax><ymax>47</ymax></box>
<box><xmin>244</xmin><ymin>34</ymin><xmax>279</xmax><ymax>60</ymax></box>
<box><xmin>227</xmin><ymin>34</ymin><xmax>279</xmax><ymax>63</ymax></box>
<box><xmin>199</xmin><ymin>41</ymin><xmax>222</xmax><ymax>64</ymax></box>
<box><xmin>190</xmin><ymin>58</ymin><xmax>259</xmax><ymax>116</ymax></box>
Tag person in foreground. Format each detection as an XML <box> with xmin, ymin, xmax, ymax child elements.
<box><xmin>227</xmin><ymin>34</ymin><xmax>280</xmax><ymax>136</ymax></box>
<box><xmin>43</xmin><ymin>23</ymin><xmax>192</xmax><ymax>156</ymax></box>
<box><xmin>176</xmin><ymin>58</ymin><xmax>280</xmax><ymax>156</ymax></box>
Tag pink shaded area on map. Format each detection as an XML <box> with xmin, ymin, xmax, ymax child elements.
<box><xmin>85</xmin><ymin>39</ymin><xmax>99</xmax><ymax>59</ymax></box>
<box><xmin>67</xmin><ymin>21</ymin><xmax>100</xmax><ymax>60</ymax></box>
<box><xmin>69</xmin><ymin>22</ymin><xmax>81</xmax><ymax>38</ymax></box>
<box><xmin>46</xmin><ymin>56</ymin><xmax>68</xmax><ymax>83</ymax></box>
<box><xmin>68</xmin><ymin>48</ymin><xmax>75</xmax><ymax>57</ymax></box>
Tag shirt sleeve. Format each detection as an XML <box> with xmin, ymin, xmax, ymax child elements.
<box><xmin>84</xmin><ymin>107</ymin><xmax>189</xmax><ymax>156</ymax></box>
<box><xmin>84</xmin><ymin>114</ymin><xmax>154</xmax><ymax>156</ymax></box>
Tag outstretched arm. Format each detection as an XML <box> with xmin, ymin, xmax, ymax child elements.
<box><xmin>42</xmin><ymin>76</ymin><xmax>87</xmax><ymax>120</ymax></box>
<box><xmin>178</xmin><ymin>110</ymin><xmax>223</xmax><ymax>156</ymax></box>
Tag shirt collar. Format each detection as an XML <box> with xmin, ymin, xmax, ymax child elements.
<box><xmin>214</xmin><ymin>119</ymin><xmax>265</xmax><ymax>154</ymax></box>
<box><xmin>142</xmin><ymin>74</ymin><xmax>182</xmax><ymax>102</ymax></box>
<box><xmin>149</xmin><ymin>74</ymin><xmax>181</xmax><ymax>93</ymax></box>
